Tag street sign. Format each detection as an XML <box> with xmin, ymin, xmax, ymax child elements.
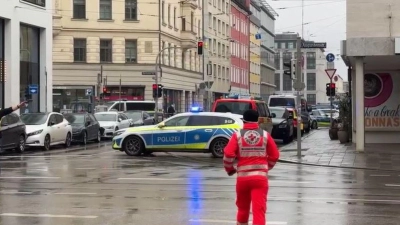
<box><xmin>29</xmin><ymin>84</ymin><xmax>38</xmax><ymax>94</ymax></box>
<box><xmin>326</xmin><ymin>53</ymin><xmax>335</xmax><ymax>62</ymax></box>
<box><xmin>142</xmin><ymin>71</ymin><xmax>156</xmax><ymax>75</ymax></box>
<box><xmin>85</xmin><ymin>88</ymin><xmax>92</xmax><ymax>96</ymax></box>
<box><xmin>255</xmin><ymin>33</ymin><xmax>261</xmax><ymax>40</ymax></box>
<box><xmin>293</xmin><ymin>82</ymin><xmax>306</xmax><ymax>91</ymax></box>
<box><xmin>325</xmin><ymin>69</ymin><xmax>337</xmax><ymax>79</ymax></box>
<box><xmin>301</xmin><ymin>42</ymin><xmax>327</xmax><ymax>48</ymax></box>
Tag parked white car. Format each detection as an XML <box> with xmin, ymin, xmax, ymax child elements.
<box><xmin>94</xmin><ymin>112</ymin><xmax>131</xmax><ymax>138</ymax></box>
<box><xmin>21</xmin><ymin>112</ymin><xmax>73</xmax><ymax>151</ymax></box>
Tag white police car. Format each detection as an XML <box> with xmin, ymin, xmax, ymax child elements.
<box><xmin>112</xmin><ymin>108</ymin><xmax>243</xmax><ymax>158</ymax></box>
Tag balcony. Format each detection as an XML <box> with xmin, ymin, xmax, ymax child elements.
<box><xmin>180</xmin><ymin>0</ymin><xmax>198</xmax><ymax>10</ymax></box>
<box><xmin>22</xmin><ymin>0</ymin><xmax>45</xmax><ymax>7</ymax></box>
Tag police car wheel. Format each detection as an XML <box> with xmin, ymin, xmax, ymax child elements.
<box><xmin>123</xmin><ymin>135</ymin><xmax>144</xmax><ymax>156</ymax></box>
<box><xmin>210</xmin><ymin>138</ymin><xmax>228</xmax><ymax>158</ymax></box>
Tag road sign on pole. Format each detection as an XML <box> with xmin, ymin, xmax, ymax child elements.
<box><xmin>325</xmin><ymin>69</ymin><xmax>337</xmax><ymax>79</ymax></box>
<box><xmin>142</xmin><ymin>71</ymin><xmax>156</xmax><ymax>75</ymax></box>
<box><xmin>85</xmin><ymin>88</ymin><xmax>92</xmax><ymax>96</ymax></box>
<box><xmin>326</xmin><ymin>53</ymin><xmax>335</xmax><ymax>62</ymax></box>
<box><xmin>301</xmin><ymin>42</ymin><xmax>327</xmax><ymax>48</ymax></box>
<box><xmin>334</xmin><ymin>76</ymin><xmax>338</xmax><ymax>82</ymax></box>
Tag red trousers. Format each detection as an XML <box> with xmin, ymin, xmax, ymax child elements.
<box><xmin>236</xmin><ymin>176</ymin><xmax>268</xmax><ymax>225</ymax></box>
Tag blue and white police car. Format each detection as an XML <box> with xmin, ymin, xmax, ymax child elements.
<box><xmin>112</xmin><ymin>108</ymin><xmax>243</xmax><ymax>158</ymax></box>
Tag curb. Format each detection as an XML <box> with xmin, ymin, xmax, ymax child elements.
<box><xmin>278</xmin><ymin>158</ymin><xmax>400</xmax><ymax>172</ymax></box>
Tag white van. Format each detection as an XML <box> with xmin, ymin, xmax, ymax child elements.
<box><xmin>106</xmin><ymin>100</ymin><xmax>156</xmax><ymax>112</ymax></box>
<box><xmin>268</xmin><ymin>95</ymin><xmax>311</xmax><ymax>112</ymax></box>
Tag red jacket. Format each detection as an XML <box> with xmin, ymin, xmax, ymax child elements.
<box><xmin>223</xmin><ymin>122</ymin><xmax>280</xmax><ymax>176</ymax></box>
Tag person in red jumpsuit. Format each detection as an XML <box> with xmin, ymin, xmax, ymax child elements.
<box><xmin>223</xmin><ymin>109</ymin><xmax>280</xmax><ymax>225</ymax></box>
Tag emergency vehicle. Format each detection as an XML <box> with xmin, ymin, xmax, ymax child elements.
<box><xmin>112</xmin><ymin>108</ymin><xmax>243</xmax><ymax>158</ymax></box>
<box><xmin>211</xmin><ymin>95</ymin><xmax>273</xmax><ymax>133</ymax></box>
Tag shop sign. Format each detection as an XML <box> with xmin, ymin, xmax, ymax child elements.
<box><xmin>364</xmin><ymin>72</ymin><xmax>400</xmax><ymax>131</ymax></box>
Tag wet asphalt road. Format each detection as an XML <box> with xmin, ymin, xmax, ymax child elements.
<box><xmin>1</xmin><ymin>141</ymin><xmax>400</xmax><ymax>225</ymax></box>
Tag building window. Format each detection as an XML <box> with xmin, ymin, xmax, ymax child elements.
<box><xmin>125</xmin><ymin>0</ymin><xmax>137</xmax><ymax>20</ymax></box>
<box><xmin>73</xmin><ymin>39</ymin><xmax>86</xmax><ymax>62</ymax></box>
<box><xmin>100</xmin><ymin>40</ymin><xmax>112</xmax><ymax>62</ymax></box>
<box><xmin>283</xmin><ymin>74</ymin><xmax>292</xmax><ymax>91</ymax></box>
<box><xmin>162</xmin><ymin>1</ymin><xmax>165</xmax><ymax>24</ymax></box>
<box><xmin>174</xmin><ymin>45</ymin><xmax>177</xmax><ymax>67</ymax></box>
<box><xmin>161</xmin><ymin>41</ymin><xmax>165</xmax><ymax>64</ymax></box>
<box><xmin>99</xmin><ymin>0</ymin><xmax>112</xmax><ymax>20</ymax></box>
<box><xmin>288</xmin><ymin>42</ymin><xmax>294</xmax><ymax>49</ymax></box>
<box><xmin>22</xmin><ymin>0</ymin><xmax>45</xmax><ymax>7</ymax></box>
<box><xmin>191</xmin><ymin>12</ymin><xmax>194</xmax><ymax>32</ymax></box>
<box><xmin>282</xmin><ymin>52</ymin><xmax>292</xmax><ymax>63</ymax></box>
<box><xmin>174</xmin><ymin>7</ymin><xmax>177</xmax><ymax>28</ymax></box>
<box><xmin>306</xmin><ymin>52</ymin><xmax>316</xmax><ymax>69</ymax></box>
<box><xmin>181</xmin><ymin>17</ymin><xmax>186</xmax><ymax>31</ymax></box>
<box><xmin>274</xmin><ymin>53</ymin><xmax>280</xmax><ymax>70</ymax></box>
<box><xmin>307</xmin><ymin>94</ymin><xmax>316</xmax><ymax>105</ymax></box>
<box><xmin>168</xmin><ymin>4</ymin><xmax>171</xmax><ymax>26</ymax></box>
<box><xmin>306</xmin><ymin>73</ymin><xmax>316</xmax><ymax>90</ymax></box>
<box><xmin>168</xmin><ymin>43</ymin><xmax>171</xmax><ymax>66</ymax></box>
<box><xmin>274</xmin><ymin>73</ymin><xmax>280</xmax><ymax>91</ymax></box>
<box><xmin>125</xmin><ymin>40</ymin><xmax>137</xmax><ymax>63</ymax></box>
<box><xmin>73</xmin><ymin>0</ymin><xmax>86</xmax><ymax>19</ymax></box>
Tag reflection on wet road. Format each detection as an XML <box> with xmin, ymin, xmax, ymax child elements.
<box><xmin>1</xmin><ymin>143</ymin><xmax>400</xmax><ymax>225</ymax></box>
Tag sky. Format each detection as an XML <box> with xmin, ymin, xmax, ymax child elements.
<box><xmin>269</xmin><ymin>0</ymin><xmax>347</xmax><ymax>80</ymax></box>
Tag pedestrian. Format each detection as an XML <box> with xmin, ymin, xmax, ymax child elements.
<box><xmin>223</xmin><ymin>109</ymin><xmax>280</xmax><ymax>225</ymax></box>
<box><xmin>0</xmin><ymin>101</ymin><xmax>28</xmax><ymax>120</ymax></box>
<box><xmin>167</xmin><ymin>104</ymin><xmax>175</xmax><ymax>118</ymax></box>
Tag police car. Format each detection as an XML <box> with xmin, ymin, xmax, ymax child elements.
<box><xmin>112</xmin><ymin>109</ymin><xmax>243</xmax><ymax>158</ymax></box>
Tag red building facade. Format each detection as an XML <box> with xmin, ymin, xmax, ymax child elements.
<box><xmin>230</xmin><ymin>0</ymin><xmax>251</xmax><ymax>95</ymax></box>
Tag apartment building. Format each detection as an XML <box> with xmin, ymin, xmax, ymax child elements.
<box><xmin>274</xmin><ymin>33</ymin><xmax>329</xmax><ymax>105</ymax></box>
<box><xmin>249</xmin><ymin>0</ymin><xmax>261</xmax><ymax>97</ymax></box>
<box><xmin>52</xmin><ymin>0</ymin><xmax>203</xmax><ymax>113</ymax></box>
<box><xmin>0</xmin><ymin>0</ymin><xmax>53</xmax><ymax>113</ymax></box>
<box><xmin>230</xmin><ymin>0</ymin><xmax>251</xmax><ymax>96</ymax></box>
<box><xmin>259</xmin><ymin>0</ymin><xmax>277</xmax><ymax>100</ymax></box>
<box><xmin>204</xmin><ymin>0</ymin><xmax>231</xmax><ymax>105</ymax></box>
<box><xmin>341</xmin><ymin>0</ymin><xmax>400</xmax><ymax>147</ymax></box>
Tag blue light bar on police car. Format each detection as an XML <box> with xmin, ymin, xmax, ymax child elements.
<box><xmin>190</xmin><ymin>106</ymin><xmax>203</xmax><ymax>112</ymax></box>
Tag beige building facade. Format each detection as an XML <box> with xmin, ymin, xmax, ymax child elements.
<box><xmin>52</xmin><ymin>0</ymin><xmax>203</xmax><ymax>113</ymax></box>
<box><xmin>249</xmin><ymin>0</ymin><xmax>261</xmax><ymax>97</ymax></box>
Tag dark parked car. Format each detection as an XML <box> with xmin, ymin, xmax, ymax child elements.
<box><xmin>124</xmin><ymin>111</ymin><xmax>154</xmax><ymax>126</ymax></box>
<box><xmin>0</xmin><ymin>113</ymin><xmax>26</xmax><ymax>153</ymax></box>
<box><xmin>269</xmin><ymin>107</ymin><xmax>293</xmax><ymax>144</ymax></box>
<box><xmin>301</xmin><ymin>112</ymin><xmax>312</xmax><ymax>133</ymax></box>
<box><xmin>64</xmin><ymin>113</ymin><xmax>101</xmax><ymax>144</ymax></box>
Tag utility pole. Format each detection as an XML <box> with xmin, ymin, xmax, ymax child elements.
<box><xmin>295</xmin><ymin>36</ymin><xmax>303</xmax><ymax>157</ymax></box>
<box><xmin>97</xmin><ymin>65</ymin><xmax>103</xmax><ymax>105</ymax></box>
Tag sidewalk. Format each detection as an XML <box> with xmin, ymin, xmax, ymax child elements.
<box><xmin>279</xmin><ymin>128</ymin><xmax>400</xmax><ymax>171</ymax></box>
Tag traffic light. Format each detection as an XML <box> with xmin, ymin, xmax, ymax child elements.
<box><xmin>103</xmin><ymin>87</ymin><xmax>107</xmax><ymax>94</ymax></box>
<box><xmin>152</xmin><ymin>84</ymin><xmax>164</xmax><ymax>98</ymax></box>
<box><xmin>283</xmin><ymin>60</ymin><xmax>295</xmax><ymax>80</ymax></box>
<box><xmin>197</xmin><ymin>41</ymin><xmax>203</xmax><ymax>55</ymax></box>
<box><xmin>326</xmin><ymin>83</ymin><xmax>336</xmax><ymax>96</ymax></box>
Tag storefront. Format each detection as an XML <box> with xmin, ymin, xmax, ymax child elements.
<box><xmin>20</xmin><ymin>24</ymin><xmax>40</xmax><ymax>113</ymax></box>
<box><xmin>0</xmin><ymin>19</ymin><xmax>4</xmax><ymax>109</ymax></box>
<box><xmin>53</xmin><ymin>86</ymin><xmax>95</xmax><ymax>113</ymax></box>
<box><xmin>163</xmin><ymin>89</ymin><xmax>182</xmax><ymax>113</ymax></box>
<box><xmin>102</xmin><ymin>86</ymin><xmax>144</xmax><ymax>101</ymax></box>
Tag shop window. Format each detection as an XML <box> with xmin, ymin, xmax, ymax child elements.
<box><xmin>20</xmin><ymin>25</ymin><xmax>40</xmax><ymax>113</ymax></box>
